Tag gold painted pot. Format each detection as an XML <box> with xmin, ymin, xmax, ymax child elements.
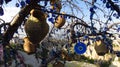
<box><xmin>23</xmin><ymin>37</ymin><xmax>36</xmax><ymax>54</ymax></box>
<box><xmin>54</xmin><ymin>13</ymin><xmax>66</xmax><ymax>28</ymax></box>
<box><xmin>24</xmin><ymin>9</ymin><xmax>49</xmax><ymax>44</ymax></box>
<box><xmin>94</xmin><ymin>40</ymin><xmax>109</xmax><ymax>56</ymax></box>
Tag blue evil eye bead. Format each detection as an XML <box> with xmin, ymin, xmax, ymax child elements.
<box><xmin>64</xmin><ymin>15</ymin><xmax>67</xmax><ymax>19</ymax></box>
<box><xmin>15</xmin><ymin>3</ymin><xmax>19</xmax><ymax>7</ymax></box>
<box><xmin>20</xmin><ymin>1</ymin><xmax>26</xmax><ymax>8</ymax></box>
<box><xmin>52</xmin><ymin>14</ymin><xmax>56</xmax><ymax>17</ymax></box>
<box><xmin>93</xmin><ymin>5</ymin><xmax>97</xmax><ymax>9</ymax></box>
<box><xmin>0</xmin><ymin>7</ymin><xmax>4</xmax><ymax>16</ymax></box>
<box><xmin>47</xmin><ymin>14</ymin><xmax>50</xmax><ymax>17</ymax></box>
<box><xmin>117</xmin><ymin>27</ymin><xmax>120</xmax><ymax>32</ymax></box>
<box><xmin>50</xmin><ymin>9</ymin><xmax>54</xmax><ymax>12</ymax></box>
<box><xmin>103</xmin><ymin>0</ymin><xmax>106</xmax><ymax>3</ymax></box>
<box><xmin>113</xmin><ymin>13</ymin><xmax>117</xmax><ymax>17</ymax></box>
<box><xmin>26</xmin><ymin>0</ymin><xmax>30</xmax><ymax>4</ymax></box>
<box><xmin>74</xmin><ymin>41</ymin><xmax>87</xmax><ymax>54</ymax></box>
<box><xmin>106</xmin><ymin>2</ymin><xmax>111</xmax><ymax>8</ymax></box>
<box><xmin>108</xmin><ymin>17</ymin><xmax>112</xmax><ymax>21</ymax></box>
<box><xmin>48</xmin><ymin>18</ymin><xmax>54</xmax><ymax>24</ymax></box>
<box><xmin>84</xmin><ymin>35</ymin><xmax>89</xmax><ymax>39</ymax></box>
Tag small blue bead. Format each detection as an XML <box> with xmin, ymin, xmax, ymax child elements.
<box><xmin>15</xmin><ymin>3</ymin><xmax>19</xmax><ymax>7</ymax></box>
<box><xmin>20</xmin><ymin>1</ymin><xmax>26</xmax><ymax>7</ymax></box>
<box><xmin>26</xmin><ymin>0</ymin><xmax>30</xmax><ymax>4</ymax></box>
<box><xmin>74</xmin><ymin>41</ymin><xmax>87</xmax><ymax>54</ymax></box>
<box><xmin>0</xmin><ymin>7</ymin><xmax>4</xmax><ymax>16</ymax></box>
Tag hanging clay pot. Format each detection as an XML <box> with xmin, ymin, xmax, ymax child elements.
<box><xmin>94</xmin><ymin>40</ymin><xmax>109</xmax><ymax>56</ymax></box>
<box><xmin>23</xmin><ymin>37</ymin><xmax>36</xmax><ymax>54</ymax></box>
<box><xmin>54</xmin><ymin>12</ymin><xmax>66</xmax><ymax>28</ymax></box>
<box><xmin>24</xmin><ymin>9</ymin><xmax>49</xmax><ymax>44</ymax></box>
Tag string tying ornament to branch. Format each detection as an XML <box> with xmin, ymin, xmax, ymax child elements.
<box><xmin>24</xmin><ymin>9</ymin><xmax>49</xmax><ymax>54</ymax></box>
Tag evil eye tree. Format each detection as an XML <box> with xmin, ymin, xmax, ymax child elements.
<box><xmin>0</xmin><ymin>0</ymin><xmax>120</xmax><ymax>67</ymax></box>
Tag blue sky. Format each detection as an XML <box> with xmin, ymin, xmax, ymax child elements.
<box><xmin>0</xmin><ymin>0</ymin><xmax>119</xmax><ymax>38</ymax></box>
<box><xmin>0</xmin><ymin>0</ymin><xmax>120</xmax><ymax>29</ymax></box>
<box><xmin>1</xmin><ymin>0</ymin><xmax>120</xmax><ymax>21</ymax></box>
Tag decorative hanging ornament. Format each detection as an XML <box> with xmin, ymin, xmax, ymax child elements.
<box><xmin>54</xmin><ymin>12</ymin><xmax>66</xmax><ymax>28</ymax></box>
<box><xmin>94</xmin><ymin>40</ymin><xmax>108</xmax><ymax>56</ymax></box>
<box><xmin>74</xmin><ymin>41</ymin><xmax>87</xmax><ymax>54</ymax></box>
<box><xmin>25</xmin><ymin>0</ymin><xmax>30</xmax><ymax>4</ymax></box>
<box><xmin>23</xmin><ymin>37</ymin><xmax>36</xmax><ymax>54</ymax></box>
<box><xmin>24</xmin><ymin>9</ymin><xmax>49</xmax><ymax>46</ymax></box>
<box><xmin>20</xmin><ymin>1</ymin><xmax>26</xmax><ymax>8</ymax></box>
<box><xmin>0</xmin><ymin>7</ymin><xmax>4</xmax><ymax>16</ymax></box>
<box><xmin>15</xmin><ymin>3</ymin><xmax>19</xmax><ymax>7</ymax></box>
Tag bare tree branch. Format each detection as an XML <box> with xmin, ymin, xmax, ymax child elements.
<box><xmin>2</xmin><ymin>2</ymin><xmax>42</xmax><ymax>46</ymax></box>
<box><xmin>108</xmin><ymin>0</ymin><xmax>120</xmax><ymax>14</ymax></box>
<box><xmin>108</xmin><ymin>22</ymin><xmax>120</xmax><ymax>29</ymax></box>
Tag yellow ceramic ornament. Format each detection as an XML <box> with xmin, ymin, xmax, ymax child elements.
<box><xmin>94</xmin><ymin>40</ymin><xmax>109</xmax><ymax>56</ymax></box>
<box><xmin>54</xmin><ymin>12</ymin><xmax>66</xmax><ymax>28</ymax></box>
<box><xmin>23</xmin><ymin>37</ymin><xmax>36</xmax><ymax>54</ymax></box>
